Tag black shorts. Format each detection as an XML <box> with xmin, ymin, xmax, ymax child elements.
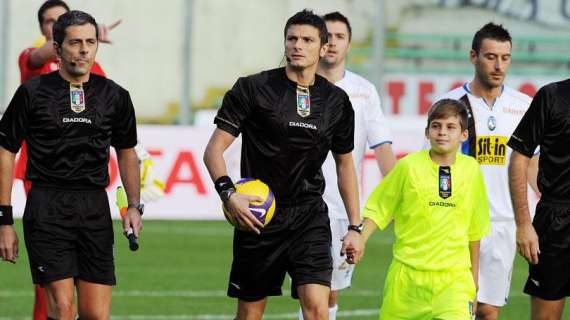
<box><xmin>228</xmin><ymin>199</ymin><xmax>332</xmax><ymax>301</ymax></box>
<box><xmin>524</xmin><ymin>199</ymin><xmax>570</xmax><ymax>300</ymax></box>
<box><xmin>23</xmin><ymin>187</ymin><xmax>115</xmax><ymax>286</ymax></box>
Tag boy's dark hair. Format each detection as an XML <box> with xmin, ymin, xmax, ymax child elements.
<box><xmin>427</xmin><ymin>99</ymin><xmax>469</xmax><ymax>131</ymax></box>
<box><xmin>472</xmin><ymin>22</ymin><xmax>512</xmax><ymax>55</ymax></box>
<box><xmin>53</xmin><ymin>10</ymin><xmax>99</xmax><ymax>47</ymax></box>
<box><xmin>38</xmin><ymin>0</ymin><xmax>70</xmax><ymax>26</ymax></box>
<box><xmin>284</xmin><ymin>9</ymin><xmax>328</xmax><ymax>45</ymax></box>
<box><xmin>323</xmin><ymin>11</ymin><xmax>352</xmax><ymax>41</ymax></box>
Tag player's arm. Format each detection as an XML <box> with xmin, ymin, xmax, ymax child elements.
<box><xmin>527</xmin><ymin>155</ymin><xmax>540</xmax><ymax>196</ymax></box>
<box><xmin>27</xmin><ymin>41</ymin><xmax>58</xmax><ymax>69</ymax></box>
<box><xmin>203</xmin><ymin>128</ymin><xmax>263</xmax><ymax>234</ymax></box>
<box><xmin>373</xmin><ymin>143</ymin><xmax>396</xmax><ymax>176</ymax></box>
<box><xmin>509</xmin><ymin>150</ymin><xmax>539</xmax><ymax>264</ymax></box>
<box><xmin>367</xmin><ymin>86</ymin><xmax>396</xmax><ymax>176</ymax></box>
<box><xmin>334</xmin><ymin>152</ymin><xmax>363</xmax><ymax>264</ymax></box>
<box><xmin>116</xmin><ymin>147</ymin><xmax>142</xmax><ymax>238</ymax></box>
<box><xmin>0</xmin><ymin>147</ymin><xmax>18</xmax><ymax>263</ymax></box>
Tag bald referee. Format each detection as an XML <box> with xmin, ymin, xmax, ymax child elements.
<box><xmin>508</xmin><ymin>79</ymin><xmax>570</xmax><ymax>320</ymax></box>
<box><xmin>0</xmin><ymin>11</ymin><xmax>141</xmax><ymax>320</ymax></box>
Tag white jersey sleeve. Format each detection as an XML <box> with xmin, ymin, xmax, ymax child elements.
<box><xmin>366</xmin><ymin>83</ymin><xmax>392</xmax><ymax>149</ymax></box>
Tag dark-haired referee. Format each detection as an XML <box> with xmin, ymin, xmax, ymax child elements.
<box><xmin>203</xmin><ymin>9</ymin><xmax>363</xmax><ymax>320</ymax></box>
<box><xmin>0</xmin><ymin>10</ymin><xmax>141</xmax><ymax>320</ymax></box>
<box><xmin>508</xmin><ymin>79</ymin><xmax>570</xmax><ymax>320</ymax></box>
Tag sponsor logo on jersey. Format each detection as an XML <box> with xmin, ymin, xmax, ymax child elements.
<box><xmin>439</xmin><ymin>166</ymin><xmax>452</xmax><ymax>199</ymax></box>
<box><xmin>476</xmin><ymin>136</ymin><xmax>507</xmax><ymax>165</ymax></box>
<box><xmin>296</xmin><ymin>85</ymin><xmax>311</xmax><ymax>117</ymax></box>
<box><xmin>289</xmin><ymin>121</ymin><xmax>317</xmax><ymax>130</ymax></box>
<box><xmin>502</xmin><ymin>106</ymin><xmax>526</xmax><ymax>116</ymax></box>
<box><xmin>429</xmin><ymin>201</ymin><xmax>456</xmax><ymax>207</ymax></box>
<box><xmin>69</xmin><ymin>84</ymin><xmax>86</xmax><ymax>113</ymax></box>
<box><xmin>63</xmin><ymin>117</ymin><xmax>92</xmax><ymax>124</ymax></box>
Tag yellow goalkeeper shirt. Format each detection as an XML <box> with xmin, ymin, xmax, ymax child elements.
<box><xmin>364</xmin><ymin>150</ymin><xmax>490</xmax><ymax>271</ymax></box>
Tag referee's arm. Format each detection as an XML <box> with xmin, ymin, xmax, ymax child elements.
<box><xmin>509</xmin><ymin>150</ymin><xmax>539</xmax><ymax>265</ymax></box>
<box><xmin>203</xmin><ymin>128</ymin><xmax>264</xmax><ymax>233</ymax></box>
<box><xmin>0</xmin><ymin>146</ymin><xmax>18</xmax><ymax>263</ymax></box>
<box><xmin>334</xmin><ymin>152</ymin><xmax>363</xmax><ymax>264</ymax></box>
<box><xmin>117</xmin><ymin>147</ymin><xmax>142</xmax><ymax>238</ymax></box>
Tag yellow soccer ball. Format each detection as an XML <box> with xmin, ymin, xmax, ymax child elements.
<box><xmin>222</xmin><ymin>178</ymin><xmax>276</xmax><ymax>228</ymax></box>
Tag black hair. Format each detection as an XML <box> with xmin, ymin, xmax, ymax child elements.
<box><xmin>472</xmin><ymin>22</ymin><xmax>512</xmax><ymax>55</ymax></box>
<box><xmin>38</xmin><ymin>0</ymin><xmax>70</xmax><ymax>26</ymax></box>
<box><xmin>323</xmin><ymin>11</ymin><xmax>352</xmax><ymax>41</ymax></box>
<box><xmin>284</xmin><ymin>9</ymin><xmax>328</xmax><ymax>45</ymax></box>
<box><xmin>53</xmin><ymin>10</ymin><xmax>99</xmax><ymax>47</ymax></box>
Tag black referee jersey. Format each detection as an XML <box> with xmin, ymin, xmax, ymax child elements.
<box><xmin>508</xmin><ymin>79</ymin><xmax>570</xmax><ymax>200</ymax></box>
<box><xmin>0</xmin><ymin>71</ymin><xmax>137</xmax><ymax>189</ymax></box>
<box><xmin>215</xmin><ymin>67</ymin><xmax>354</xmax><ymax>205</ymax></box>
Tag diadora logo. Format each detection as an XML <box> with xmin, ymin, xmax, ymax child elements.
<box><xmin>289</xmin><ymin>121</ymin><xmax>317</xmax><ymax>130</ymax></box>
<box><xmin>429</xmin><ymin>201</ymin><xmax>456</xmax><ymax>207</ymax></box>
<box><xmin>63</xmin><ymin>117</ymin><xmax>92</xmax><ymax>124</ymax></box>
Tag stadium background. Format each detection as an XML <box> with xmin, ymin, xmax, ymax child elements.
<box><xmin>1</xmin><ymin>0</ymin><xmax>569</xmax><ymax>318</ymax></box>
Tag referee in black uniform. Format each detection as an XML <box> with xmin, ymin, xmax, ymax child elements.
<box><xmin>203</xmin><ymin>9</ymin><xmax>363</xmax><ymax>320</ymax></box>
<box><xmin>508</xmin><ymin>79</ymin><xmax>570</xmax><ymax>319</ymax></box>
<box><xmin>0</xmin><ymin>11</ymin><xmax>141</xmax><ymax>320</ymax></box>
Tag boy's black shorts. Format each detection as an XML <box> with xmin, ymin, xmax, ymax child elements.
<box><xmin>23</xmin><ymin>187</ymin><xmax>115</xmax><ymax>286</ymax></box>
<box><xmin>524</xmin><ymin>199</ymin><xmax>570</xmax><ymax>300</ymax></box>
<box><xmin>228</xmin><ymin>199</ymin><xmax>332</xmax><ymax>301</ymax></box>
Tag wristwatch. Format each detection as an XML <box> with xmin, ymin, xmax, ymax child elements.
<box><xmin>348</xmin><ymin>223</ymin><xmax>364</xmax><ymax>234</ymax></box>
<box><xmin>128</xmin><ymin>203</ymin><xmax>145</xmax><ymax>216</ymax></box>
<box><xmin>220</xmin><ymin>188</ymin><xmax>236</xmax><ymax>203</ymax></box>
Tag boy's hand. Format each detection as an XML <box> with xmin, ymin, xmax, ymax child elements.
<box><xmin>341</xmin><ymin>230</ymin><xmax>363</xmax><ymax>264</ymax></box>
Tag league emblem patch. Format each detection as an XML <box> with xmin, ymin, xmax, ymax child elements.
<box><xmin>487</xmin><ymin>115</ymin><xmax>496</xmax><ymax>131</ymax></box>
<box><xmin>296</xmin><ymin>85</ymin><xmax>311</xmax><ymax>118</ymax></box>
<box><xmin>439</xmin><ymin>166</ymin><xmax>452</xmax><ymax>199</ymax></box>
<box><xmin>69</xmin><ymin>84</ymin><xmax>86</xmax><ymax>113</ymax></box>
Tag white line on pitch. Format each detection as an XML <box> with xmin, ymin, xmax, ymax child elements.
<box><xmin>108</xmin><ymin>309</ymin><xmax>379</xmax><ymax>320</ymax></box>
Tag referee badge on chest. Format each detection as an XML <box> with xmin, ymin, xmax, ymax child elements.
<box><xmin>439</xmin><ymin>166</ymin><xmax>452</xmax><ymax>199</ymax></box>
<box><xmin>296</xmin><ymin>85</ymin><xmax>311</xmax><ymax>118</ymax></box>
<box><xmin>69</xmin><ymin>83</ymin><xmax>86</xmax><ymax>113</ymax></box>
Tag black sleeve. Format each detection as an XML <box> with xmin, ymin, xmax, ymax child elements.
<box><xmin>0</xmin><ymin>85</ymin><xmax>30</xmax><ymax>153</ymax></box>
<box><xmin>111</xmin><ymin>89</ymin><xmax>138</xmax><ymax>149</ymax></box>
<box><xmin>214</xmin><ymin>77</ymin><xmax>252</xmax><ymax>137</ymax></box>
<box><xmin>507</xmin><ymin>85</ymin><xmax>551</xmax><ymax>157</ymax></box>
<box><xmin>331</xmin><ymin>92</ymin><xmax>355</xmax><ymax>154</ymax></box>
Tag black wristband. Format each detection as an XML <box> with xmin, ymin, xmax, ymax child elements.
<box><xmin>214</xmin><ymin>176</ymin><xmax>235</xmax><ymax>195</ymax></box>
<box><xmin>0</xmin><ymin>205</ymin><xmax>14</xmax><ymax>225</ymax></box>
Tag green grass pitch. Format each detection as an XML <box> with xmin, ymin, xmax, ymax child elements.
<box><xmin>0</xmin><ymin>220</ymin><xmax>566</xmax><ymax>319</ymax></box>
